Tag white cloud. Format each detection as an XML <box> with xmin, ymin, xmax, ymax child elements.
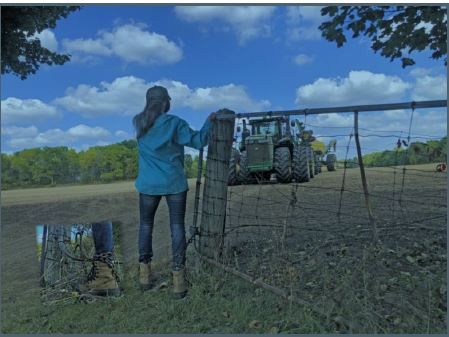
<box><xmin>63</xmin><ymin>38</ymin><xmax>112</xmax><ymax>56</ymax></box>
<box><xmin>6</xmin><ymin>124</ymin><xmax>111</xmax><ymax>149</ymax></box>
<box><xmin>293</xmin><ymin>53</ymin><xmax>314</xmax><ymax>65</ymax></box>
<box><xmin>102</xmin><ymin>24</ymin><xmax>183</xmax><ymax>65</ymax></box>
<box><xmin>1</xmin><ymin>125</ymin><xmax>38</xmax><ymax>138</ymax></box>
<box><xmin>53</xmin><ymin>76</ymin><xmax>270</xmax><ymax>117</ymax></box>
<box><xmin>409</xmin><ymin>67</ymin><xmax>433</xmax><ymax>78</ymax></box>
<box><xmin>31</xmin><ymin>29</ymin><xmax>58</xmax><ymax>51</ymax></box>
<box><xmin>185</xmin><ymin>84</ymin><xmax>270</xmax><ymax>111</ymax></box>
<box><xmin>175</xmin><ymin>6</ymin><xmax>276</xmax><ymax>45</ymax></box>
<box><xmin>309</xmin><ymin>112</ymin><xmax>354</xmax><ymax>128</ymax></box>
<box><xmin>295</xmin><ymin>70</ymin><xmax>411</xmax><ymax>107</ymax></box>
<box><xmin>53</xmin><ymin>76</ymin><xmax>149</xmax><ymax>117</ymax></box>
<box><xmin>286</xmin><ymin>6</ymin><xmax>325</xmax><ymax>41</ymax></box>
<box><xmin>1</xmin><ymin>97</ymin><xmax>60</xmax><ymax>125</ymax></box>
<box><xmin>169</xmin><ymin>80</ymin><xmax>271</xmax><ymax>112</ymax></box>
<box><xmin>62</xmin><ymin>24</ymin><xmax>183</xmax><ymax>65</ymax></box>
<box><xmin>115</xmin><ymin>130</ymin><xmax>130</xmax><ymax>139</ymax></box>
<box><xmin>412</xmin><ymin>75</ymin><xmax>447</xmax><ymax>101</ymax></box>
<box><xmin>412</xmin><ymin>110</ymin><xmax>447</xmax><ymax>136</ymax></box>
<box><xmin>66</xmin><ymin>124</ymin><xmax>110</xmax><ymax>138</ymax></box>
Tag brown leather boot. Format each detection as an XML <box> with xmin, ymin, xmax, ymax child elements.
<box><xmin>80</xmin><ymin>252</ymin><xmax>120</xmax><ymax>296</ymax></box>
<box><xmin>139</xmin><ymin>262</ymin><xmax>152</xmax><ymax>290</ymax></box>
<box><xmin>172</xmin><ymin>267</ymin><xmax>188</xmax><ymax>299</ymax></box>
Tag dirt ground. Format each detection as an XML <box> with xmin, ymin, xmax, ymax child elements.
<box><xmin>1</xmin><ymin>164</ymin><xmax>446</xmax><ymax>332</ymax></box>
<box><xmin>222</xmin><ymin>163</ymin><xmax>447</xmax><ymax>332</ymax></box>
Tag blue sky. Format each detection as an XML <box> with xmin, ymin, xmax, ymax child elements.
<box><xmin>1</xmin><ymin>5</ymin><xmax>447</xmax><ymax>159</ymax></box>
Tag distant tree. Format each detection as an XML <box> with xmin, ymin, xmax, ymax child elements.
<box><xmin>78</xmin><ymin>143</ymin><xmax>137</xmax><ymax>183</ymax></box>
<box><xmin>439</xmin><ymin>136</ymin><xmax>447</xmax><ymax>161</ymax></box>
<box><xmin>1</xmin><ymin>140</ymin><xmax>211</xmax><ymax>189</ymax></box>
<box><xmin>363</xmin><ymin>136</ymin><xmax>447</xmax><ymax>167</ymax></box>
<box><xmin>1</xmin><ymin>6</ymin><xmax>80</xmax><ymax>79</ymax></box>
<box><xmin>1</xmin><ymin>154</ymin><xmax>13</xmax><ymax>187</ymax></box>
<box><xmin>319</xmin><ymin>6</ymin><xmax>447</xmax><ymax>68</ymax></box>
<box><xmin>79</xmin><ymin>148</ymin><xmax>102</xmax><ymax>183</ymax></box>
<box><xmin>184</xmin><ymin>154</ymin><xmax>194</xmax><ymax>178</ymax></box>
<box><xmin>409</xmin><ymin>138</ymin><xmax>447</xmax><ymax>163</ymax></box>
<box><xmin>119</xmin><ymin>139</ymin><xmax>137</xmax><ymax>150</ymax></box>
<box><xmin>10</xmin><ymin>149</ymin><xmax>36</xmax><ymax>185</ymax></box>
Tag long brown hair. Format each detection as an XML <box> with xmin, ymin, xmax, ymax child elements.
<box><xmin>133</xmin><ymin>86</ymin><xmax>170</xmax><ymax>138</ymax></box>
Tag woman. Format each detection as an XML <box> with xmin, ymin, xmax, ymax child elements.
<box><xmin>133</xmin><ymin>85</ymin><xmax>215</xmax><ymax>299</ymax></box>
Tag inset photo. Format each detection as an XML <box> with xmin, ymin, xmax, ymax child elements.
<box><xmin>36</xmin><ymin>221</ymin><xmax>123</xmax><ymax>304</ymax></box>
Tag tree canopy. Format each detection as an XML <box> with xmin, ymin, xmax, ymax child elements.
<box><xmin>319</xmin><ymin>6</ymin><xmax>447</xmax><ymax>68</ymax></box>
<box><xmin>1</xmin><ymin>140</ymin><xmax>206</xmax><ymax>190</ymax></box>
<box><xmin>362</xmin><ymin>136</ymin><xmax>447</xmax><ymax>167</ymax></box>
<box><xmin>1</xmin><ymin>6</ymin><xmax>80</xmax><ymax>79</ymax></box>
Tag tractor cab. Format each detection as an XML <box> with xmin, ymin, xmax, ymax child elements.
<box><xmin>251</xmin><ymin>120</ymin><xmax>280</xmax><ymax>137</ymax></box>
<box><xmin>240</xmin><ymin>116</ymin><xmax>292</xmax><ymax>151</ymax></box>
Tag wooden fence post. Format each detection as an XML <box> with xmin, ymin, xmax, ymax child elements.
<box><xmin>199</xmin><ymin>109</ymin><xmax>235</xmax><ymax>259</ymax></box>
<box><xmin>354</xmin><ymin>111</ymin><xmax>378</xmax><ymax>243</ymax></box>
<box><xmin>39</xmin><ymin>225</ymin><xmax>48</xmax><ymax>286</ymax></box>
<box><xmin>44</xmin><ymin>225</ymin><xmax>63</xmax><ymax>286</ymax></box>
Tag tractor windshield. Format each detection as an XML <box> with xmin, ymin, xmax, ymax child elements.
<box><xmin>252</xmin><ymin>122</ymin><xmax>277</xmax><ymax>135</ymax></box>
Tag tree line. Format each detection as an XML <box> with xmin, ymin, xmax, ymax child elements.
<box><xmin>361</xmin><ymin>136</ymin><xmax>447</xmax><ymax>168</ymax></box>
<box><xmin>1</xmin><ymin>137</ymin><xmax>445</xmax><ymax>190</ymax></box>
<box><xmin>1</xmin><ymin>140</ymin><xmax>205</xmax><ymax>190</ymax></box>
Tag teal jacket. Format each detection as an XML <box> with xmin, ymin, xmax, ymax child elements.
<box><xmin>135</xmin><ymin>113</ymin><xmax>211</xmax><ymax>195</ymax></box>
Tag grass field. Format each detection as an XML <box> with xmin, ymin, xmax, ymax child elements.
<box><xmin>1</xmin><ymin>164</ymin><xmax>446</xmax><ymax>333</ymax></box>
<box><xmin>1</xmin><ymin>180</ymin><xmax>137</xmax><ymax>206</ymax></box>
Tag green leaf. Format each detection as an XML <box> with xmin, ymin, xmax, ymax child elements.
<box><xmin>318</xmin><ymin>5</ymin><xmax>446</xmax><ymax>68</ymax></box>
<box><xmin>401</xmin><ymin>57</ymin><xmax>416</xmax><ymax>68</ymax></box>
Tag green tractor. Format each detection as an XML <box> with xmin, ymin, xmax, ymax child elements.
<box><xmin>228</xmin><ymin>116</ymin><xmax>310</xmax><ymax>184</ymax></box>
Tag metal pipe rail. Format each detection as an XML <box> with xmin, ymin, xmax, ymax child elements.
<box><xmin>215</xmin><ymin>99</ymin><xmax>447</xmax><ymax>120</ymax></box>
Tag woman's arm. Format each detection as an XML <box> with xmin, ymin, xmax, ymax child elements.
<box><xmin>175</xmin><ymin>113</ymin><xmax>216</xmax><ymax>150</ymax></box>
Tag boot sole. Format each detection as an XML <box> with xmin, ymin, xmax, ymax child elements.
<box><xmin>88</xmin><ymin>288</ymin><xmax>121</xmax><ymax>297</ymax></box>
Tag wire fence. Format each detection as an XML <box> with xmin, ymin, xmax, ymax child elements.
<box><xmin>38</xmin><ymin>224</ymin><xmax>123</xmax><ymax>304</ymax></box>
<box><xmin>191</xmin><ymin>101</ymin><xmax>447</xmax><ymax>331</ymax></box>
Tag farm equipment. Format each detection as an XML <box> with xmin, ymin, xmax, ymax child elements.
<box><xmin>294</xmin><ymin>121</ymin><xmax>337</xmax><ymax>175</ymax></box>
<box><xmin>312</xmin><ymin>139</ymin><xmax>337</xmax><ymax>172</ymax></box>
<box><xmin>228</xmin><ymin>117</ymin><xmax>311</xmax><ymax>184</ymax></box>
<box><xmin>295</xmin><ymin>121</ymin><xmax>321</xmax><ymax>180</ymax></box>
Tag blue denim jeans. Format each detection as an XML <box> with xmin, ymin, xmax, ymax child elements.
<box><xmin>138</xmin><ymin>191</ymin><xmax>187</xmax><ymax>271</ymax></box>
<box><xmin>91</xmin><ymin>220</ymin><xmax>113</xmax><ymax>254</ymax></box>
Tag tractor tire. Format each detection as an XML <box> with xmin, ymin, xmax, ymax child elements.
<box><xmin>314</xmin><ymin>153</ymin><xmax>321</xmax><ymax>175</ymax></box>
<box><xmin>228</xmin><ymin>149</ymin><xmax>240</xmax><ymax>186</ymax></box>
<box><xmin>293</xmin><ymin>144</ymin><xmax>310</xmax><ymax>183</ymax></box>
<box><xmin>306</xmin><ymin>146</ymin><xmax>314</xmax><ymax>179</ymax></box>
<box><xmin>274</xmin><ymin>147</ymin><xmax>292</xmax><ymax>183</ymax></box>
<box><xmin>238</xmin><ymin>151</ymin><xmax>252</xmax><ymax>184</ymax></box>
<box><xmin>326</xmin><ymin>154</ymin><xmax>337</xmax><ymax>172</ymax></box>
